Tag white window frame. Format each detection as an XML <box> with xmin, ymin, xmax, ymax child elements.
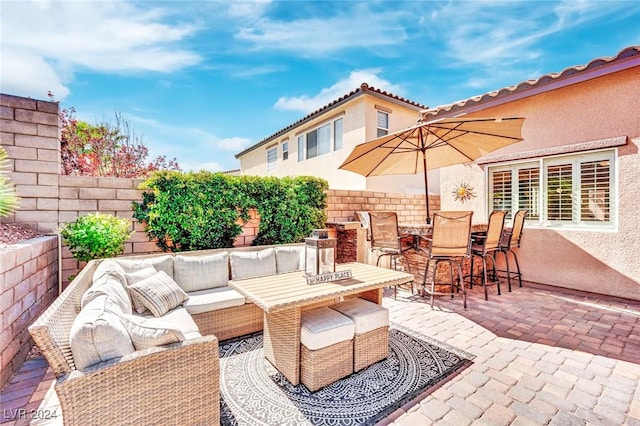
<box><xmin>282</xmin><ymin>141</ymin><xmax>289</xmax><ymax>161</ymax></box>
<box><xmin>487</xmin><ymin>149</ymin><xmax>616</xmax><ymax>230</ymax></box>
<box><xmin>266</xmin><ymin>146</ymin><xmax>277</xmax><ymax>172</ymax></box>
<box><xmin>334</xmin><ymin>118</ymin><xmax>343</xmax><ymax>151</ymax></box>
<box><xmin>377</xmin><ymin>111</ymin><xmax>389</xmax><ymax>137</ymax></box>
<box><xmin>297</xmin><ymin>136</ymin><xmax>305</xmax><ymax>162</ymax></box>
<box><xmin>297</xmin><ymin>116</ymin><xmax>344</xmax><ymax>161</ymax></box>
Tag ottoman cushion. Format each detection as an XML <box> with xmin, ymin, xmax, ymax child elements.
<box><xmin>301</xmin><ymin>307</ymin><xmax>354</xmax><ymax>351</ymax></box>
<box><xmin>330</xmin><ymin>298</ymin><xmax>389</xmax><ymax>334</ymax></box>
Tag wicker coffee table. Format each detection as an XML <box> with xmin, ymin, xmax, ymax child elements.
<box><xmin>230</xmin><ymin>262</ymin><xmax>414</xmax><ymax>385</ymax></box>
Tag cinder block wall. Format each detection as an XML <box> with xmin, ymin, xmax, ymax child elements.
<box><xmin>326</xmin><ymin>189</ymin><xmax>439</xmax><ymax>223</ymax></box>
<box><xmin>1</xmin><ymin>94</ymin><xmax>60</xmax><ymax>233</ymax></box>
<box><xmin>0</xmin><ymin>236</ymin><xmax>58</xmax><ymax>389</ymax></box>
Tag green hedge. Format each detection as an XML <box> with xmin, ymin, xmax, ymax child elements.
<box><xmin>132</xmin><ymin>171</ymin><xmax>328</xmax><ymax>251</ymax></box>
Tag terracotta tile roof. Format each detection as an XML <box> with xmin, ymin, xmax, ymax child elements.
<box><xmin>236</xmin><ymin>83</ymin><xmax>427</xmax><ymax>158</ymax></box>
<box><xmin>420</xmin><ymin>45</ymin><xmax>640</xmax><ymax>120</ymax></box>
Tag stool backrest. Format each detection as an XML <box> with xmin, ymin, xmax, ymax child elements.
<box><xmin>484</xmin><ymin>210</ymin><xmax>507</xmax><ymax>250</ymax></box>
<box><xmin>431</xmin><ymin>211</ymin><xmax>473</xmax><ymax>257</ymax></box>
<box><xmin>502</xmin><ymin>210</ymin><xmax>527</xmax><ymax>249</ymax></box>
<box><xmin>369</xmin><ymin>211</ymin><xmax>401</xmax><ymax>250</ymax></box>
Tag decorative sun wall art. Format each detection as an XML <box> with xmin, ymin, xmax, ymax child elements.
<box><xmin>452</xmin><ymin>182</ymin><xmax>477</xmax><ymax>204</ymax></box>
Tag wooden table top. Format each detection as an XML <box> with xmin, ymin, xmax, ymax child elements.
<box><xmin>229</xmin><ymin>262</ymin><xmax>414</xmax><ymax>313</ymax></box>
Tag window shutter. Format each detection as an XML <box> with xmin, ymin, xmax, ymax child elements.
<box><xmin>546</xmin><ymin>164</ymin><xmax>573</xmax><ymax>222</ymax></box>
<box><xmin>491</xmin><ymin>170</ymin><xmax>513</xmax><ymax>217</ymax></box>
<box><xmin>517</xmin><ymin>168</ymin><xmax>540</xmax><ymax>220</ymax></box>
<box><xmin>580</xmin><ymin>160</ymin><xmax>610</xmax><ymax>222</ymax></box>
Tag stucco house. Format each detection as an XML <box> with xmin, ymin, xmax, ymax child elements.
<box><xmin>235</xmin><ymin>83</ymin><xmax>438</xmax><ymax>194</ymax></box>
<box><xmin>426</xmin><ymin>45</ymin><xmax>639</xmax><ymax>300</ymax></box>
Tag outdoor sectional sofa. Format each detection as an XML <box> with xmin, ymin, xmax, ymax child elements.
<box><xmin>28</xmin><ymin>243</ymin><xmax>306</xmax><ymax>426</ymax></box>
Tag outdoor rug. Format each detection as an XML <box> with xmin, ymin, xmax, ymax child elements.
<box><xmin>219</xmin><ymin>325</ymin><xmax>474</xmax><ymax>425</ymax></box>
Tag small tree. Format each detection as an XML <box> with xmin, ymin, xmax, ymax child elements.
<box><xmin>0</xmin><ymin>146</ymin><xmax>19</xmax><ymax>218</ymax></box>
<box><xmin>60</xmin><ymin>213</ymin><xmax>133</xmax><ymax>262</ymax></box>
<box><xmin>50</xmin><ymin>92</ymin><xmax>180</xmax><ymax>178</ymax></box>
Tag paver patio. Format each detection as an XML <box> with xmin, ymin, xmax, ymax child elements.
<box><xmin>2</xmin><ymin>280</ymin><xmax>639</xmax><ymax>425</ymax></box>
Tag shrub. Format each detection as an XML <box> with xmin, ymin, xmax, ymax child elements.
<box><xmin>132</xmin><ymin>171</ymin><xmax>328</xmax><ymax>251</ymax></box>
<box><xmin>60</xmin><ymin>213</ymin><xmax>133</xmax><ymax>262</ymax></box>
<box><xmin>0</xmin><ymin>146</ymin><xmax>20</xmax><ymax>218</ymax></box>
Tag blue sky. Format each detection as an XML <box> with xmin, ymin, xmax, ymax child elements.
<box><xmin>2</xmin><ymin>1</ymin><xmax>639</xmax><ymax>172</ymax></box>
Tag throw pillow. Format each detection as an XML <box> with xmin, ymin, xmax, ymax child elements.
<box><xmin>230</xmin><ymin>248</ymin><xmax>277</xmax><ymax>280</ymax></box>
<box><xmin>128</xmin><ymin>271</ymin><xmax>189</xmax><ymax>317</ymax></box>
<box><xmin>173</xmin><ymin>252</ymin><xmax>229</xmax><ymax>292</ymax></box>
<box><xmin>125</xmin><ymin>267</ymin><xmax>158</xmax><ymax>314</ymax></box>
<box><xmin>119</xmin><ymin>314</ymin><xmax>185</xmax><ymax>350</ymax></box>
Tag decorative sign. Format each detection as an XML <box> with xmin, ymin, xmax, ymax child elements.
<box><xmin>306</xmin><ymin>270</ymin><xmax>353</xmax><ymax>285</ymax></box>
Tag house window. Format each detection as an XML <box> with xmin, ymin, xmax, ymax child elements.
<box><xmin>298</xmin><ymin>136</ymin><xmax>304</xmax><ymax>162</ymax></box>
<box><xmin>377</xmin><ymin>111</ymin><xmax>389</xmax><ymax>137</ymax></box>
<box><xmin>282</xmin><ymin>141</ymin><xmax>289</xmax><ymax>161</ymax></box>
<box><xmin>334</xmin><ymin>118</ymin><xmax>343</xmax><ymax>150</ymax></box>
<box><xmin>266</xmin><ymin>146</ymin><xmax>277</xmax><ymax>171</ymax></box>
<box><xmin>488</xmin><ymin>150</ymin><xmax>614</xmax><ymax>228</ymax></box>
<box><xmin>306</xmin><ymin>123</ymin><xmax>331</xmax><ymax>159</ymax></box>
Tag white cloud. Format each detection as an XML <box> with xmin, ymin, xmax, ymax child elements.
<box><xmin>180</xmin><ymin>160</ymin><xmax>225</xmax><ymax>173</ymax></box>
<box><xmin>235</xmin><ymin>5</ymin><xmax>408</xmax><ymax>56</ymax></box>
<box><xmin>1</xmin><ymin>0</ymin><xmax>201</xmax><ymax>100</ymax></box>
<box><xmin>0</xmin><ymin>50</ymin><xmax>69</xmax><ymax>99</ymax></box>
<box><xmin>274</xmin><ymin>69</ymin><xmax>406</xmax><ymax>114</ymax></box>
<box><xmin>215</xmin><ymin>137</ymin><xmax>253</xmax><ymax>152</ymax></box>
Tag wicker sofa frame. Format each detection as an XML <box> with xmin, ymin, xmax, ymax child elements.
<box><xmin>28</xmin><ymin>244</ymin><xmax>301</xmax><ymax>425</ymax></box>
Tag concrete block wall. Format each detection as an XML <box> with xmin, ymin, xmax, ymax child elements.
<box><xmin>1</xmin><ymin>94</ymin><xmax>60</xmax><ymax>233</ymax></box>
<box><xmin>326</xmin><ymin>189</ymin><xmax>439</xmax><ymax>223</ymax></box>
<box><xmin>0</xmin><ymin>236</ymin><xmax>58</xmax><ymax>389</ymax></box>
<box><xmin>57</xmin><ymin>176</ymin><xmax>164</xmax><ymax>287</ymax></box>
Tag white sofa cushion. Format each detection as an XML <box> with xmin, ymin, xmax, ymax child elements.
<box><xmin>183</xmin><ymin>287</ymin><xmax>246</xmax><ymax>315</ymax></box>
<box><xmin>119</xmin><ymin>314</ymin><xmax>186</xmax><ymax>350</ymax></box>
<box><xmin>275</xmin><ymin>246</ymin><xmax>305</xmax><ymax>273</ymax></box>
<box><xmin>329</xmin><ymin>298</ymin><xmax>389</xmax><ymax>335</ymax></box>
<box><xmin>174</xmin><ymin>252</ymin><xmax>229</xmax><ymax>292</ymax></box>
<box><xmin>128</xmin><ymin>271</ymin><xmax>189</xmax><ymax>317</ymax></box>
<box><xmin>230</xmin><ymin>248</ymin><xmax>277</xmax><ymax>280</ymax></box>
<box><xmin>81</xmin><ymin>274</ymin><xmax>133</xmax><ymax>315</ymax></box>
<box><xmin>92</xmin><ymin>259</ymin><xmax>128</xmax><ymax>287</ymax></box>
<box><xmin>138</xmin><ymin>306</ymin><xmax>201</xmax><ymax>340</ymax></box>
<box><xmin>301</xmin><ymin>307</ymin><xmax>354</xmax><ymax>351</ymax></box>
<box><xmin>69</xmin><ymin>295</ymin><xmax>135</xmax><ymax>370</ymax></box>
<box><xmin>115</xmin><ymin>255</ymin><xmax>174</xmax><ymax>278</ymax></box>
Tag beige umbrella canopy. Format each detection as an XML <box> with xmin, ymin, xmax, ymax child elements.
<box><xmin>339</xmin><ymin>116</ymin><xmax>525</xmax><ymax>223</ymax></box>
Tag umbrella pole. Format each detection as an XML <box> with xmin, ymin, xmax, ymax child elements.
<box><xmin>423</xmin><ymin>152</ymin><xmax>430</xmax><ymax>224</ymax></box>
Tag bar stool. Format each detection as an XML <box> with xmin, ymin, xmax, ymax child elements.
<box><xmin>465</xmin><ymin>210</ymin><xmax>506</xmax><ymax>300</ymax></box>
<box><xmin>300</xmin><ymin>307</ymin><xmax>355</xmax><ymax>392</ymax></box>
<box><xmin>329</xmin><ymin>298</ymin><xmax>389</xmax><ymax>371</ymax></box>
<box><xmin>496</xmin><ymin>210</ymin><xmax>527</xmax><ymax>291</ymax></box>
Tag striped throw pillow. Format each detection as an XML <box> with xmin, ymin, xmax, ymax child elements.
<box><xmin>128</xmin><ymin>271</ymin><xmax>189</xmax><ymax>317</ymax></box>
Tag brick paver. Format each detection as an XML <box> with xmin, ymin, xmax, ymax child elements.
<box><xmin>1</xmin><ymin>280</ymin><xmax>639</xmax><ymax>425</ymax></box>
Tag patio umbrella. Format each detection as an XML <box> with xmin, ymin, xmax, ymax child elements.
<box><xmin>338</xmin><ymin>116</ymin><xmax>525</xmax><ymax>223</ymax></box>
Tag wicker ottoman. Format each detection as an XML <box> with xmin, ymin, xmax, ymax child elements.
<box><xmin>329</xmin><ymin>298</ymin><xmax>389</xmax><ymax>371</ymax></box>
<box><xmin>300</xmin><ymin>307</ymin><xmax>355</xmax><ymax>392</ymax></box>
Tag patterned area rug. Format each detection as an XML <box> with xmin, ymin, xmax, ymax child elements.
<box><xmin>219</xmin><ymin>325</ymin><xmax>474</xmax><ymax>425</ymax></box>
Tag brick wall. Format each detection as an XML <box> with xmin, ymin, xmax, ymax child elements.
<box><xmin>326</xmin><ymin>189</ymin><xmax>439</xmax><ymax>223</ymax></box>
<box><xmin>0</xmin><ymin>236</ymin><xmax>58</xmax><ymax>389</ymax></box>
